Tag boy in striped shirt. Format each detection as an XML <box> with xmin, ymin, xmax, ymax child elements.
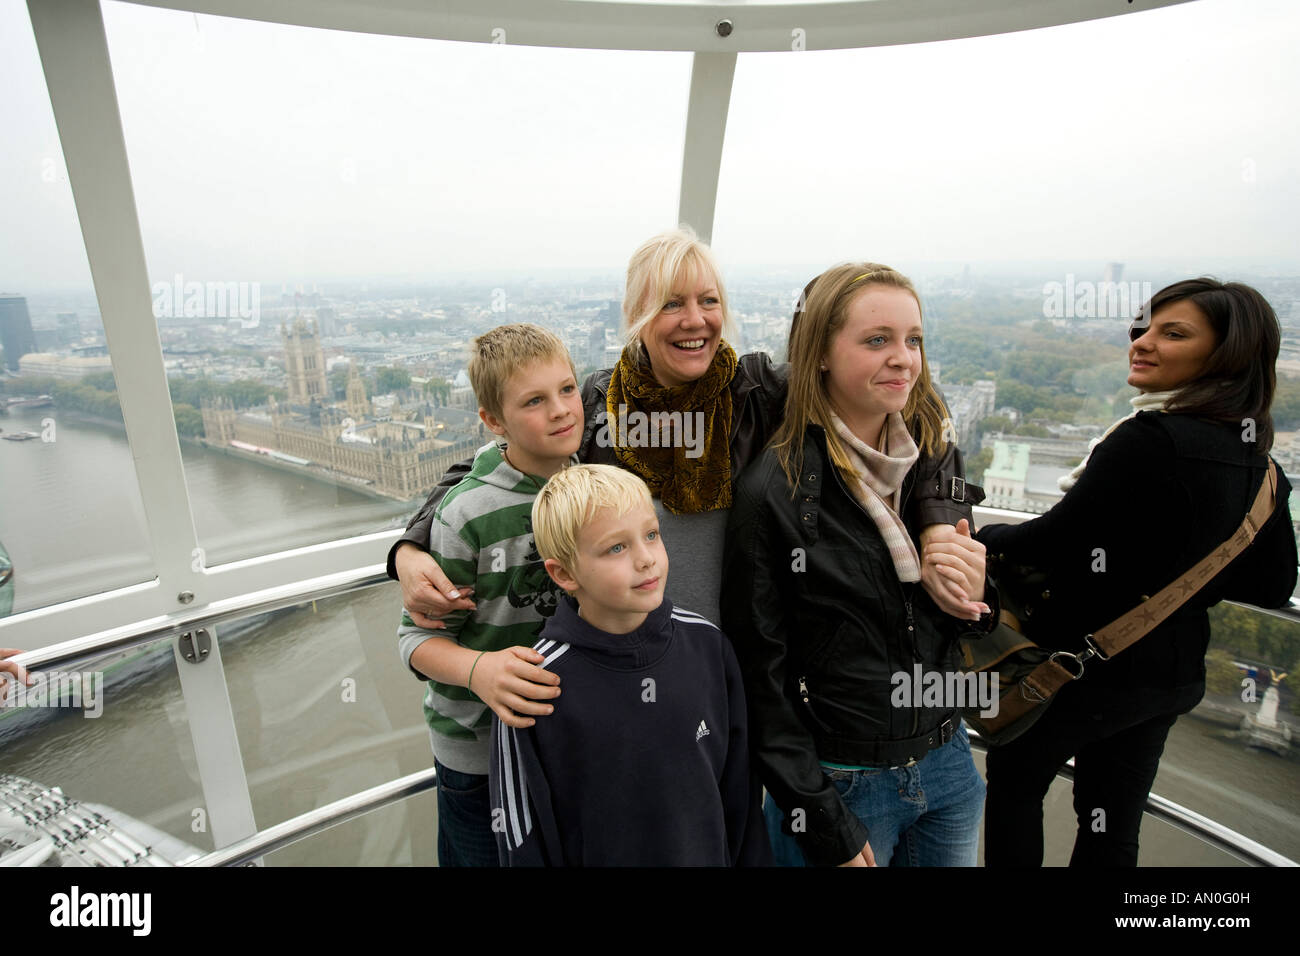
<box><xmin>396</xmin><ymin>324</ymin><xmax>581</xmax><ymax>867</ymax></box>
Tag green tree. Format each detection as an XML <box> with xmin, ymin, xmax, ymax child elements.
<box><xmin>82</xmin><ymin>371</ymin><xmax>117</xmax><ymax>392</ymax></box>
<box><xmin>422</xmin><ymin>377</ymin><xmax>451</xmax><ymax>406</ymax></box>
<box><xmin>329</xmin><ymin>367</ymin><xmax>349</xmax><ymax>400</ymax></box>
<box><xmin>965</xmin><ymin>446</ymin><xmax>994</xmax><ymax>485</ymax></box>
<box><xmin>1012</xmin><ymin>423</ymin><xmax>1050</xmax><ymax>438</ymax></box>
<box><xmin>173</xmin><ymin>403</ymin><xmax>204</xmax><ymax>437</ymax></box>
<box><xmin>1272</xmin><ymin>377</ymin><xmax>1300</xmax><ymax>431</ymax></box>
<box><xmin>976</xmin><ymin>415</ymin><xmax>1014</xmax><ymax>441</ymax></box>
<box><xmin>375</xmin><ymin>366</ymin><xmax>411</xmax><ymax>393</ymax></box>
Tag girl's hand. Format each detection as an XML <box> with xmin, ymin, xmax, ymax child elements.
<box><xmin>920</xmin><ymin>520</ymin><xmax>990</xmax><ymax>621</ymax></box>
<box><xmin>838</xmin><ymin>840</ymin><xmax>877</xmax><ymax>867</ymax></box>
<box><xmin>395</xmin><ymin>542</ymin><xmax>476</xmax><ymax>628</ymax></box>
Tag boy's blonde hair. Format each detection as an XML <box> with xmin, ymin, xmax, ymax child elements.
<box><xmin>532</xmin><ymin>464</ymin><xmax>654</xmax><ymax>573</ymax></box>
<box><xmin>623</xmin><ymin>227</ymin><xmax>738</xmax><ymax>351</ymax></box>
<box><xmin>468</xmin><ymin>323</ymin><xmax>575</xmax><ymax>422</ymax></box>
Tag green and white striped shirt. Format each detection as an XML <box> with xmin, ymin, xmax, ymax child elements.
<box><xmin>397</xmin><ymin>441</ymin><xmax>565</xmax><ymax>774</ymax></box>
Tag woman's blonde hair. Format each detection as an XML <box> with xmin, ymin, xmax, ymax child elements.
<box><xmin>770</xmin><ymin>263</ymin><xmax>949</xmax><ymax>491</ymax></box>
<box><xmin>622</xmin><ymin>227</ymin><xmax>737</xmax><ymax>351</ymax></box>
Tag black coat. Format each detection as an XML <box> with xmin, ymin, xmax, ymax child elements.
<box><xmin>720</xmin><ymin>424</ymin><xmax>993</xmax><ymax>866</ymax></box>
<box><xmin>977</xmin><ymin>411</ymin><xmax>1297</xmax><ymax>699</ymax></box>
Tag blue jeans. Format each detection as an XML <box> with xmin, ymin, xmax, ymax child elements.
<box><xmin>434</xmin><ymin>758</ymin><xmax>500</xmax><ymax>868</ymax></box>
<box><xmin>765</xmin><ymin>723</ymin><xmax>985</xmax><ymax>866</ymax></box>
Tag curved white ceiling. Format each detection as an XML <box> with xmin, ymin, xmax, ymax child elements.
<box><xmin>121</xmin><ymin>0</ymin><xmax>1199</xmax><ymax>52</ymax></box>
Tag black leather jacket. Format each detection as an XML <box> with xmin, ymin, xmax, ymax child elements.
<box><xmin>387</xmin><ymin>352</ymin><xmax>979</xmax><ymax>576</ymax></box>
<box><xmin>720</xmin><ymin>424</ymin><xmax>994</xmax><ymax>866</ymax></box>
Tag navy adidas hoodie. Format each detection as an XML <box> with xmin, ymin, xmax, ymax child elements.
<box><xmin>488</xmin><ymin>594</ymin><xmax>771</xmax><ymax>866</ymax></box>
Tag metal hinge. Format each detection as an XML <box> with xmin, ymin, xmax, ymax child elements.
<box><xmin>178</xmin><ymin>628</ymin><xmax>212</xmax><ymax>664</ymax></box>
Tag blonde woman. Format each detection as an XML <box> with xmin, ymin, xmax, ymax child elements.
<box><xmin>721</xmin><ymin>263</ymin><xmax>996</xmax><ymax>867</ymax></box>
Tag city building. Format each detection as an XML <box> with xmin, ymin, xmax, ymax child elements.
<box><xmin>197</xmin><ymin>324</ymin><xmax>482</xmax><ymax>499</ymax></box>
<box><xmin>940</xmin><ymin>379</ymin><xmax>997</xmax><ymax>450</ymax></box>
<box><xmin>983</xmin><ymin>439</ymin><xmax>1070</xmax><ymax>514</ymax></box>
<box><xmin>16</xmin><ymin>351</ymin><xmax>114</xmax><ymax>379</ymax></box>
<box><xmin>200</xmin><ymin>394</ymin><xmax>480</xmax><ymax>501</ymax></box>
<box><xmin>281</xmin><ymin>317</ymin><xmax>328</xmax><ymax>404</ymax></box>
<box><xmin>0</xmin><ymin>294</ymin><xmax>37</xmax><ymax>372</ymax></box>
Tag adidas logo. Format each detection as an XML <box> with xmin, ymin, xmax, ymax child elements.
<box><xmin>695</xmin><ymin>720</ymin><xmax>710</xmax><ymax>742</ymax></box>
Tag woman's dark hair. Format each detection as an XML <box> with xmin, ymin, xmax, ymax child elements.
<box><xmin>1133</xmin><ymin>278</ymin><xmax>1281</xmax><ymax>452</ymax></box>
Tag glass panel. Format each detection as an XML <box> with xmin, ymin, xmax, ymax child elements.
<box><xmin>716</xmin><ymin>0</ymin><xmax>1299</xmax><ymax>278</ymax></box>
<box><xmin>716</xmin><ymin>0</ymin><xmax>1300</xmax><ymax>560</ymax></box>
<box><xmin>263</xmin><ymin>791</ymin><xmax>431</xmax><ymax>867</ymax></box>
<box><xmin>0</xmin><ymin>0</ymin><xmax>156</xmax><ymax>615</ymax></box>
<box><xmin>102</xmin><ymin>2</ymin><xmax>690</xmax><ymax>566</ymax></box>
<box><xmin>714</xmin><ymin>0</ymin><xmax>1300</xmax><ymax>867</ymax></box>
<box><xmin>1167</xmin><ymin>606</ymin><xmax>1300</xmax><ymax>861</ymax></box>
<box><xmin>220</xmin><ymin>580</ymin><xmax>437</xmax><ymax>865</ymax></box>
<box><xmin>0</xmin><ymin>635</ymin><xmax>210</xmax><ymax>865</ymax></box>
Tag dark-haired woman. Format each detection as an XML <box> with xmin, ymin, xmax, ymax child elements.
<box><xmin>977</xmin><ymin>278</ymin><xmax>1298</xmax><ymax>866</ymax></box>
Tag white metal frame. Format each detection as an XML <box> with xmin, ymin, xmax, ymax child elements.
<box><xmin>3</xmin><ymin>0</ymin><xmax>1195</xmax><ymax>645</ymax></box>
<box><xmin>3</xmin><ymin>0</ymin><xmax>1203</xmax><ymax>855</ymax></box>
<box><xmin>122</xmin><ymin>0</ymin><xmax>1196</xmax><ymax>52</ymax></box>
<box><xmin>679</xmin><ymin>52</ymin><xmax>736</xmax><ymax>242</ymax></box>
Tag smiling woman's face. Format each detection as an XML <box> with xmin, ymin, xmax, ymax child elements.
<box><xmin>639</xmin><ymin>268</ymin><xmax>724</xmax><ymax>388</ymax></box>
<box><xmin>1128</xmin><ymin>300</ymin><xmax>1218</xmax><ymax>392</ymax></box>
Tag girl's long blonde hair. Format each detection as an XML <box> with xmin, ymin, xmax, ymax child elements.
<box><xmin>770</xmin><ymin>262</ymin><xmax>949</xmax><ymax>492</ymax></box>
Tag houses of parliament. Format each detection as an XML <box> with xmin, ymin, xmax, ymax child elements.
<box><xmin>199</xmin><ymin>318</ymin><xmax>480</xmax><ymax>501</ymax></box>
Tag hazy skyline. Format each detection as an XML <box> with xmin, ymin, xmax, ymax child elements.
<box><xmin>3</xmin><ymin>0</ymin><xmax>1299</xmax><ymax>294</ymax></box>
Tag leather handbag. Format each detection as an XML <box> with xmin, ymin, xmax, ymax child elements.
<box><xmin>960</xmin><ymin>460</ymin><xmax>1278</xmax><ymax>747</ymax></box>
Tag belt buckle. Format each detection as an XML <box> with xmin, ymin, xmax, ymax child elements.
<box><xmin>950</xmin><ymin>477</ymin><xmax>967</xmax><ymax>503</ymax></box>
<box><xmin>939</xmin><ymin>718</ymin><xmax>955</xmax><ymax>744</ymax></box>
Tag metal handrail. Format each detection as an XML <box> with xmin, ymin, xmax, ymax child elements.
<box><xmin>964</xmin><ymin>734</ymin><xmax>1297</xmax><ymax>867</ymax></box>
<box><xmin>10</xmin><ymin>555</ymin><xmax>1299</xmax><ymax>674</ymax></box>
<box><xmin>187</xmin><ymin>768</ymin><xmax>439</xmax><ymax>867</ymax></box>
<box><xmin>5</xmin><ymin>547</ymin><xmax>1298</xmax><ymax>866</ymax></box>
<box><xmin>5</xmin><ymin>566</ymin><xmax>391</xmax><ymax>673</ymax></box>
<box><xmin>185</xmin><ymin>750</ymin><xmax>1295</xmax><ymax>867</ymax></box>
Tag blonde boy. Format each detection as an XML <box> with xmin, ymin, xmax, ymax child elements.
<box><xmin>396</xmin><ymin>323</ymin><xmax>582</xmax><ymax>867</ymax></box>
<box><xmin>488</xmin><ymin>464</ymin><xmax>770</xmax><ymax>866</ymax></box>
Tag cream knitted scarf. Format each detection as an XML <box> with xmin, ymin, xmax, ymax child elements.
<box><xmin>830</xmin><ymin>412</ymin><xmax>922</xmax><ymax>583</ymax></box>
<box><xmin>1058</xmin><ymin>389</ymin><xmax>1180</xmax><ymax>492</ymax></box>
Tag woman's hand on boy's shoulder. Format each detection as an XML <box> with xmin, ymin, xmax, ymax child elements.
<box><xmin>395</xmin><ymin>542</ymin><xmax>476</xmax><ymax>627</ymax></box>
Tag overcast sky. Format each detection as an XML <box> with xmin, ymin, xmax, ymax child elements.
<box><xmin>3</xmin><ymin>0</ymin><xmax>1298</xmax><ymax>292</ymax></box>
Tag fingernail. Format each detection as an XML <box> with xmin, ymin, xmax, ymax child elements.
<box><xmin>448</xmin><ymin>589</ymin><xmax>460</xmax><ymax>599</ymax></box>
